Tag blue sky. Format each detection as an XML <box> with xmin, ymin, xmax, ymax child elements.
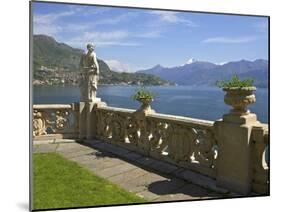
<box><xmin>32</xmin><ymin>2</ymin><xmax>268</xmax><ymax>72</ymax></box>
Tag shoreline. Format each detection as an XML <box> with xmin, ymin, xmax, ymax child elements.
<box><xmin>32</xmin><ymin>83</ymin><xmax>268</xmax><ymax>89</ymax></box>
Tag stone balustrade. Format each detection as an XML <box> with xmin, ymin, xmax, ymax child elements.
<box><xmin>93</xmin><ymin>106</ymin><xmax>218</xmax><ymax>179</ymax></box>
<box><xmin>33</xmin><ymin>103</ymin><xmax>79</xmax><ymax>139</ymax></box>
<box><xmin>32</xmin><ymin>101</ymin><xmax>269</xmax><ymax>195</ymax></box>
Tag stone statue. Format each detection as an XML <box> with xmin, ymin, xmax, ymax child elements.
<box><xmin>79</xmin><ymin>43</ymin><xmax>100</xmax><ymax>102</ymax></box>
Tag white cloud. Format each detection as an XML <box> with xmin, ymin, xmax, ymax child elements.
<box><xmin>95</xmin><ymin>42</ymin><xmax>141</xmax><ymax>47</ymax></box>
<box><xmin>79</xmin><ymin>6</ymin><xmax>113</xmax><ymax>17</ymax></box>
<box><xmin>33</xmin><ymin>6</ymin><xmax>124</xmax><ymax>36</ymax></box>
<box><xmin>94</xmin><ymin>12</ymin><xmax>137</xmax><ymax>26</ymax></box>
<box><xmin>33</xmin><ymin>8</ymin><xmax>144</xmax><ymax>44</ymax></box>
<box><xmin>104</xmin><ymin>59</ymin><xmax>135</xmax><ymax>72</ymax></box>
<box><xmin>150</xmin><ymin>11</ymin><xmax>198</xmax><ymax>27</ymax></box>
<box><xmin>33</xmin><ymin>24</ymin><xmax>63</xmax><ymax>35</ymax></box>
<box><xmin>134</xmin><ymin>31</ymin><xmax>162</xmax><ymax>38</ymax></box>
<box><xmin>33</xmin><ymin>8</ymin><xmax>78</xmax><ymax>35</ymax></box>
<box><xmin>65</xmin><ymin>30</ymin><xmax>141</xmax><ymax>48</ymax></box>
<box><xmin>151</xmin><ymin>11</ymin><xmax>179</xmax><ymax>23</ymax></box>
<box><xmin>202</xmin><ymin>36</ymin><xmax>258</xmax><ymax>44</ymax></box>
<box><xmin>33</xmin><ymin>6</ymin><xmax>166</xmax><ymax>48</ymax></box>
<box><xmin>84</xmin><ymin>31</ymin><xmax>129</xmax><ymax>41</ymax></box>
<box><xmin>34</xmin><ymin>11</ymin><xmax>75</xmax><ymax>25</ymax></box>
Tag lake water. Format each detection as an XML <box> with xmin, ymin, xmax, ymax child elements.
<box><xmin>33</xmin><ymin>85</ymin><xmax>269</xmax><ymax>123</ymax></box>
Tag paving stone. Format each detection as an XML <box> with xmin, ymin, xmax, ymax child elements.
<box><xmin>82</xmin><ymin>157</ymin><xmax>127</xmax><ymax>173</ymax></box>
<box><xmin>152</xmin><ymin>183</ymin><xmax>218</xmax><ymax>202</ymax></box>
<box><xmin>146</xmin><ymin>177</ymin><xmax>186</xmax><ymax>195</ymax></box>
<box><xmin>95</xmin><ymin>163</ymin><xmax>138</xmax><ymax>179</ymax></box>
<box><xmin>173</xmin><ymin>183</ymin><xmax>220</xmax><ymax>198</ymax></box>
<box><xmin>118</xmin><ymin>172</ymin><xmax>168</xmax><ymax>193</ymax></box>
<box><xmin>173</xmin><ymin>169</ymin><xmax>229</xmax><ymax>194</ymax></box>
<box><xmin>136</xmin><ymin>190</ymin><xmax>160</xmax><ymax>201</ymax></box>
<box><xmin>33</xmin><ymin>143</ymin><xmax>58</xmax><ymax>153</ymax></box>
<box><xmin>67</xmin><ymin>153</ymin><xmax>99</xmax><ymax>164</ymax></box>
<box><xmin>153</xmin><ymin>193</ymin><xmax>199</xmax><ymax>202</ymax></box>
<box><xmin>56</xmin><ymin>143</ymin><xmax>92</xmax><ymax>154</ymax></box>
<box><xmin>91</xmin><ymin>142</ymin><xmax>131</xmax><ymax>156</ymax></box>
<box><xmin>33</xmin><ymin>139</ymin><xmax>54</xmax><ymax>145</ymax></box>
<box><xmin>58</xmin><ymin>142</ymin><xmax>82</xmax><ymax>147</ymax></box>
<box><xmin>89</xmin><ymin>150</ymin><xmax>117</xmax><ymax>160</ymax></box>
<box><xmin>60</xmin><ymin>148</ymin><xmax>97</xmax><ymax>159</ymax></box>
<box><xmin>118</xmin><ymin>181</ymin><xmax>147</xmax><ymax>193</ymax></box>
<box><xmin>107</xmin><ymin>168</ymin><xmax>150</xmax><ymax>184</ymax></box>
<box><xmin>87</xmin><ymin>150</ymin><xmax>117</xmax><ymax>161</ymax></box>
<box><xmin>56</xmin><ymin>142</ymin><xmax>83</xmax><ymax>150</ymax></box>
<box><xmin>53</xmin><ymin>138</ymin><xmax>76</xmax><ymax>143</ymax></box>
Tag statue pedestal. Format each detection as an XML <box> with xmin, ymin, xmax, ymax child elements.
<box><xmin>79</xmin><ymin>99</ymin><xmax>106</xmax><ymax>140</ymax></box>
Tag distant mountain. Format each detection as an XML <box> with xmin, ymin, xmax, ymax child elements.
<box><xmin>33</xmin><ymin>34</ymin><xmax>111</xmax><ymax>73</ymax></box>
<box><xmin>138</xmin><ymin>59</ymin><xmax>269</xmax><ymax>87</ymax></box>
<box><xmin>33</xmin><ymin>34</ymin><xmax>172</xmax><ymax>86</ymax></box>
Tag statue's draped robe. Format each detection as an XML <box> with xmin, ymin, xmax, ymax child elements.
<box><xmin>79</xmin><ymin>52</ymin><xmax>99</xmax><ymax>102</ymax></box>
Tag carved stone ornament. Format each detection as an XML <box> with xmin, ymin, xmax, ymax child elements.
<box><xmin>223</xmin><ymin>87</ymin><xmax>256</xmax><ymax>115</ymax></box>
<box><xmin>33</xmin><ymin>110</ymin><xmax>47</xmax><ymax>136</ymax></box>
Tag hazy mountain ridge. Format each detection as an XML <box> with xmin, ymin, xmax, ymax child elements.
<box><xmin>138</xmin><ymin>59</ymin><xmax>269</xmax><ymax>87</ymax></box>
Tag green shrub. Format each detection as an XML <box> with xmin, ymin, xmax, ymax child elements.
<box><xmin>216</xmin><ymin>75</ymin><xmax>254</xmax><ymax>88</ymax></box>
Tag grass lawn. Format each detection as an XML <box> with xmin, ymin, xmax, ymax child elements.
<box><xmin>33</xmin><ymin>153</ymin><xmax>146</xmax><ymax>210</ymax></box>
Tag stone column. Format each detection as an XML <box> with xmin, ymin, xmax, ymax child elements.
<box><xmin>79</xmin><ymin>99</ymin><xmax>106</xmax><ymax>140</ymax></box>
<box><xmin>214</xmin><ymin>112</ymin><xmax>260</xmax><ymax>194</ymax></box>
<box><xmin>79</xmin><ymin>102</ymin><xmax>87</xmax><ymax>139</ymax></box>
<box><xmin>86</xmin><ymin>102</ymin><xmax>95</xmax><ymax>140</ymax></box>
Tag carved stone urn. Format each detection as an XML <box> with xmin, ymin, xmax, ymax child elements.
<box><xmin>137</xmin><ymin>97</ymin><xmax>154</xmax><ymax>112</ymax></box>
<box><xmin>223</xmin><ymin>87</ymin><xmax>256</xmax><ymax>115</ymax></box>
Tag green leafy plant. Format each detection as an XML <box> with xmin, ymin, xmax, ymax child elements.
<box><xmin>132</xmin><ymin>87</ymin><xmax>155</xmax><ymax>101</ymax></box>
<box><xmin>216</xmin><ymin>75</ymin><xmax>255</xmax><ymax>88</ymax></box>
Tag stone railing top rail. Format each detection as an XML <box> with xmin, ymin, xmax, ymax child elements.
<box><xmin>98</xmin><ymin>105</ymin><xmax>214</xmax><ymax>127</ymax></box>
<box><xmin>33</xmin><ymin>104</ymin><xmax>77</xmax><ymax>110</ymax></box>
<box><xmin>252</xmin><ymin>123</ymin><xmax>269</xmax><ymax>131</ymax></box>
<box><xmin>147</xmin><ymin>112</ymin><xmax>214</xmax><ymax>127</ymax></box>
<box><xmin>98</xmin><ymin>105</ymin><xmax>136</xmax><ymax>113</ymax></box>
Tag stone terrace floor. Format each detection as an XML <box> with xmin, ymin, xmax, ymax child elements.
<box><xmin>33</xmin><ymin>138</ymin><xmax>239</xmax><ymax>202</ymax></box>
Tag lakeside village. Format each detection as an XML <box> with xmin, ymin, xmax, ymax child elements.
<box><xmin>33</xmin><ymin>65</ymin><xmax>172</xmax><ymax>86</ymax></box>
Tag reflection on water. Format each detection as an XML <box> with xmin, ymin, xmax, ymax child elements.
<box><xmin>33</xmin><ymin>85</ymin><xmax>268</xmax><ymax>123</ymax></box>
